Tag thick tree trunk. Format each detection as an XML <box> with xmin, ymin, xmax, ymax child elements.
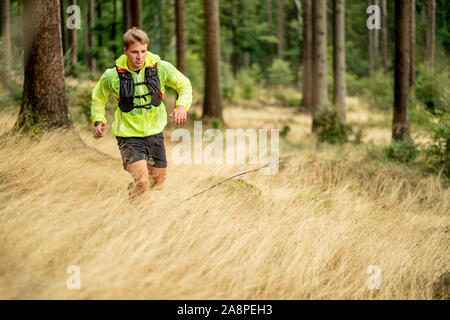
<box><xmin>410</xmin><ymin>0</ymin><xmax>415</xmax><ymax>90</ymax></box>
<box><xmin>0</xmin><ymin>0</ymin><xmax>11</xmax><ymax>89</ymax></box>
<box><xmin>277</xmin><ymin>0</ymin><xmax>283</xmax><ymax>60</ymax></box>
<box><xmin>312</xmin><ymin>0</ymin><xmax>328</xmax><ymax>131</ymax></box>
<box><xmin>426</xmin><ymin>0</ymin><xmax>435</xmax><ymax>68</ymax></box>
<box><xmin>83</xmin><ymin>0</ymin><xmax>89</xmax><ymax>71</ymax></box>
<box><xmin>89</xmin><ymin>0</ymin><xmax>96</xmax><ymax>73</ymax></box>
<box><xmin>130</xmin><ymin>0</ymin><xmax>142</xmax><ymax>29</ymax></box>
<box><xmin>175</xmin><ymin>0</ymin><xmax>186</xmax><ymax>74</ymax></box>
<box><xmin>69</xmin><ymin>0</ymin><xmax>78</xmax><ymax>65</ymax></box>
<box><xmin>203</xmin><ymin>0</ymin><xmax>222</xmax><ymax>120</ymax></box>
<box><xmin>333</xmin><ymin>0</ymin><xmax>346</xmax><ymax>122</ymax></box>
<box><xmin>60</xmin><ymin>0</ymin><xmax>67</xmax><ymax>56</ymax></box>
<box><xmin>301</xmin><ymin>0</ymin><xmax>313</xmax><ymax>110</ymax></box>
<box><xmin>267</xmin><ymin>0</ymin><xmax>274</xmax><ymax>64</ymax></box>
<box><xmin>14</xmin><ymin>0</ymin><xmax>72</xmax><ymax>132</ymax></box>
<box><xmin>393</xmin><ymin>0</ymin><xmax>410</xmax><ymax>141</ymax></box>
<box><xmin>381</xmin><ymin>0</ymin><xmax>388</xmax><ymax>74</ymax></box>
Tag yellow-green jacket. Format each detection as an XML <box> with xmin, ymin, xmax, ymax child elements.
<box><xmin>91</xmin><ymin>51</ymin><xmax>192</xmax><ymax>137</ymax></box>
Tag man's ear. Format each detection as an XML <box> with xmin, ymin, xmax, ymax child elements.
<box><xmin>123</xmin><ymin>47</ymin><xmax>127</xmax><ymax>54</ymax></box>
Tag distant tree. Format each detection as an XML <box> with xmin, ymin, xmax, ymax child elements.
<box><xmin>130</xmin><ymin>0</ymin><xmax>142</xmax><ymax>29</ymax></box>
<box><xmin>203</xmin><ymin>0</ymin><xmax>223</xmax><ymax>121</ymax></box>
<box><xmin>97</xmin><ymin>2</ymin><xmax>103</xmax><ymax>46</ymax></box>
<box><xmin>69</xmin><ymin>0</ymin><xmax>78</xmax><ymax>65</ymax></box>
<box><xmin>368</xmin><ymin>0</ymin><xmax>374</xmax><ymax>76</ymax></box>
<box><xmin>277</xmin><ymin>0</ymin><xmax>284</xmax><ymax>60</ymax></box>
<box><xmin>14</xmin><ymin>0</ymin><xmax>72</xmax><ymax>132</ymax></box>
<box><xmin>393</xmin><ymin>0</ymin><xmax>411</xmax><ymax>141</ymax></box>
<box><xmin>381</xmin><ymin>0</ymin><xmax>388</xmax><ymax>74</ymax></box>
<box><xmin>60</xmin><ymin>0</ymin><xmax>67</xmax><ymax>56</ymax></box>
<box><xmin>301</xmin><ymin>0</ymin><xmax>313</xmax><ymax>110</ymax></box>
<box><xmin>83</xmin><ymin>0</ymin><xmax>89</xmax><ymax>70</ymax></box>
<box><xmin>426</xmin><ymin>0</ymin><xmax>435</xmax><ymax>68</ymax></box>
<box><xmin>333</xmin><ymin>0</ymin><xmax>346</xmax><ymax>122</ymax></box>
<box><xmin>267</xmin><ymin>0</ymin><xmax>274</xmax><ymax>64</ymax></box>
<box><xmin>410</xmin><ymin>0</ymin><xmax>415</xmax><ymax>90</ymax></box>
<box><xmin>0</xmin><ymin>0</ymin><xmax>11</xmax><ymax>89</ymax></box>
<box><xmin>89</xmin><ymin>0</ymin><xmax>96</xmax><ymax>73</ymax></box>
<box><xmin>123</xmin><ymin>0</ymin><xmax>131</xmax><ymax>31</ymax></box>
<box><xmin>175</xmin><ymin>0</ymin><xmax>186</xmax><ymax>74</ymax></box>
<box><xmin>312</xmin><ymin>0</ymin><xmax>328</xmax><ymax>131</ymax></box>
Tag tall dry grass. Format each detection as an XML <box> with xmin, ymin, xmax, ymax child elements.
<box><xmin>0</xmin><ymin>99</ymin><xmax>448</xmax><ymax>299</ymax></box>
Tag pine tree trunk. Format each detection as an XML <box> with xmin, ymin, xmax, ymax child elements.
<box><xmin>175</xmin><ymin>0</ymin><xmax>186</xmax><ymax>74</ymax></box>
<box><xmin>89</xmin><ymin>0</ymin><xmax>96</xmax><ymax>73</ymax></box>
<box><xmin>381</xmin><ymin>0</ymin><xmax>388</xmax><ymax>74</ymax></box>
<box><xmin>0</xmin><ymin>0</ymin><xmax>11</xmax><ymax>89</ymax></box>
<box><xmin>368</xmin><ymin>0</ymin><xmax>373</xmax><ymax>76</ymax></box>
<box><xmin>302</xmin><ymin>0</ymin><xmax>313</xmax><ymax>110</ymax></box>
<box><xmin>267</xmin><ymin>0</ymin><xmax>274</xmax><ymax>65</ymax></box>
<box><xmin>393</xmin><ymin>0</ymin><xmax>410</xmax><ymax>141</ymax></box>
<box><xmin>333</xmin><ymin>0</ymin><xmax>346</xmax><ymax>122</ymax></box>
<box><xmin>277</xmin><ymin>0</ymin><xmax>283</xmax><ymax>60</ymax></box>
<box><xmin>231</xmin><ymin>0</ymin><xmax>239</xmax><ymax>76</ymax></box>
<box><xmin>160</xmin><ymin>0</ymin><xmax>166</xmax><ymax>57</ymax></box>
<box><xmin>130</xmin><ymin>0</ymin><xmax>142</xmax><ymax>29</ymax></box>
<box><xmin>97</xmin><ymin>2</ymin><xmax>103</xmax><ymax>46</ymax></box>
<box><xmin>83</xmin><ymin>0</ymin><xmax>89</xmax><ymax>71</ymax></box>
<box><xmin>60</xmin><ymin>0</ymin><xmax>67</xmax><ymax>56</ymax></box>
<box><xmin>312</xmin><ymin>0</ymin><xmax>328</xmax><ymax>132</ymax></box>
<box><xmin>410</xmin><ymin>0</ymin><xmax>415</xmax><ymax>90</ymax></box>
<box><xmin>123</xmin><ymin>0</ymin><xmax>131</xmax><ymax>31</ymax></box>
<box><xmin>203</xmin><ymin>0</ymin><xmax>222</xmax><ymax>120</ymax></box>
<box><xmin>426</xmin><ymin>0</ymin><xmax>435</xmax><ymax>68</ymax></box>
<box><xmin>374</xmin><ymin>0</ymin><xmax>379</xmax><ymax>73</ymax></box>
<box><xmin>69</xmin><ymin>0</ymin><xmax>78</xmax><ymax>65</ymax></box>
<box><xmin>14</xmin><ymin>0</ymin><xmax>72</xmax><ymax>132</ymax></box>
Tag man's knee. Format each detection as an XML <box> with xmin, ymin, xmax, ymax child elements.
<box><xmin>149</xmin><ymin>167</ymin><xmax>166</xmax><ymax>187</ymax></box>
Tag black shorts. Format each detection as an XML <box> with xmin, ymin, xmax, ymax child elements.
<box><xmin>115</xmin><ymin>132</ymin><xmax>167</xmax><ymax>169</ymax></box>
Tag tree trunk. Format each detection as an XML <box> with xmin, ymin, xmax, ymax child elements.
<box><xmin>381</xmin><ymin>0</ymin><xmax>388</xmax><ymax>74</ymax></box>
<box><xmin>368</xmin><ymin>0</ymin><xmax>373</xmax><ymax>76</ymax></box>
<box><xmin>97</xmin><ymin>2</ymin><xmax>103</xmax><ymax>46</ymax></box>
<box><xmin>312</xmin><ymin>0</ymin><xmax>328</xmax><ymax>132</ymax></box>
<box><xmin>0</xmin><ymin>0</ymin><xmax>11</xmax><ymax>89</ymax></box>
<box><xmin>426</xmin><ymin>0</ymin><xmax>435</xmax><ymax>68</ymax></box>
<box><xmin>301</xmin><ymin>0</ymin><xmax>313</xmax><ymax>110</ymax></box>
<box><xmin>175</xmin><ymin>0</ymin><xmax>186</xmax><ymax>74</ymax></box>
<box><xmin>14</xmin><ymin>0</ymin><xmax>72</xmax><ymax>132</ymax></box>
<box><xmin>123</xmin><ymin>0</ymin><xmax>131</xmax><ymax>31</ymax></box>
<box><xmin>83</xmin><ymin>0</ymin><xmax>89</xmax><ymax>71</ymax></box>
<box><xmin>89</xmin><ymin>0</ymin><xmax>96</xmax><ymax>73</ymax></box>
<box><xmin>203</xmin><ymin>0</ymin><xmax>222</xmax><ymax>120</ymax></box>
<box><xmin>410</xmin><ymin>0</ymin><xmax>415</xmax><ymax>90</ymax></box>
<box><xmin>231</xmin><ymin>0</ymin><xmax>239</xmax><ymax>76</ymax></box>
<box><xmin>393</xmin><ymin>0</ymin><xmax>410</xmax><ymax>141</ymax></box>
<box><xmin>333</xmin><ymin>0</ymin><xmax>346</xmax><ymax>122</ymax></box>
<box><xmin>373</xmin><ymin>0</ymin><xmax>379</xmax><ymax>73</ymax></box>
<box><xmin>130</xmin><ymin>0</ymin><xmax>142</xmax><ymax>29</ymax></box>
<box><xmin>60</xmin><ymin>0</ymin><xmax>67</xmax><ymax>56</ymax></box>
<box><xmin>160</xmin><ymin>0</ymin><xmax>166</xmax><ymax>57</ymax></box>
<box><xmin>111</xmin><ymin>0</ymin><xmax>117</xmax><ymax>53</ymax></box>
<box><xmin>69</xmin><ymin>0</ymin><xmax>78</xmax><ymax>65</ymax></box>
<box><xmin>277</xmin><ymin>0</ymin><xmax>283</xmax><ymax>60</ymax></box>
<box><xmin>267</xmin><ymin>0</ymin><xmax>274</xmax><ymax>64</ymax></box>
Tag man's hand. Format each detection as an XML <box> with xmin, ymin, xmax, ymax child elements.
<box><xmin>168</xmin><ymin>105</ymin><xmax>187</xmax><ymax>126</ymax></box>
<box><xmin>93</xmin><ymin>122</ymin><xmax>106</xmax><ymax>139</ymax></box>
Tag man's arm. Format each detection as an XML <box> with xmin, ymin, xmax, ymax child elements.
<box><xmin>91</xmin><ymin>69</ymin><xmax>114</xmax><ymax>138</ymax></box>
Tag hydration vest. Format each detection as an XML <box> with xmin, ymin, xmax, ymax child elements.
<box><xmin>116</xmin><ymin>64</ymin><xmax>163</xmax><ymax>113</ymax></box>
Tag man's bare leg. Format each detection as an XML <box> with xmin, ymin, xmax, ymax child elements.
<box><xmin>126</xmin><ymin>159</ymin><xmax>151</xmax><ymax>200</ymax></box>
<box><xmin>147</xmin><ymin>166</ymin><xmax>166</xmax><ymax>189</ymax></box>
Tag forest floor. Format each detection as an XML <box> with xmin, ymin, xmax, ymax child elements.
<box><xmin>0</xmin><ymin>94</ymin><xmax>448</xmax><ymax>299</ymax></box>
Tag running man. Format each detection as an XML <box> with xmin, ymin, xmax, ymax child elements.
<box><xmin>91</xmin><ymin>27</ymin><xmax>192</xmax><ymax>200</ymax></box>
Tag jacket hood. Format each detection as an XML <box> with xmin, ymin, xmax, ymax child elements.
<box><xmin>115</xmin><ymin>51</ymin><xmax>161</xmax><ymax>70</ymax></box>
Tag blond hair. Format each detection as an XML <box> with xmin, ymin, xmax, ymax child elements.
<box><xmin>122</xmin><ymin>27</ymin><xmax>149</xmax><ymax>48</ymax></box>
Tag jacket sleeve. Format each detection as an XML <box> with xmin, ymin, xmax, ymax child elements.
<box><xmin>91</xmin><ymin>69</ymin><xmax>114</xmax><ymax>125</ymax></box>
<box><xmin>160</xmin><ymin>60</ymin><xmax>193</xmax><ymax>112</ymax></box>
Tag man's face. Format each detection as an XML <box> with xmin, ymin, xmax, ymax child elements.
<box><xmin>123</xmin><ymin>42</ymin><xmax>148</xmax><ymax>70</ymax></box>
